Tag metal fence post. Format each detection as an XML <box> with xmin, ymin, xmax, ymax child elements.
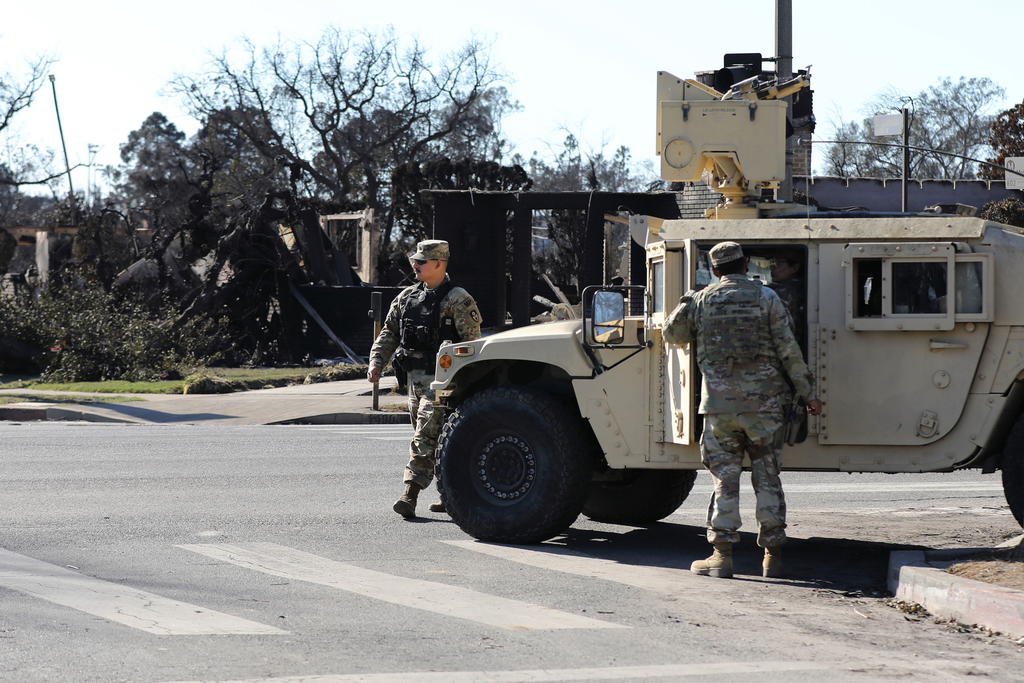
<box><xmin>369</xmin><ymin>291</ymin><xmax>383</xmax><ymax>411</ymax></box>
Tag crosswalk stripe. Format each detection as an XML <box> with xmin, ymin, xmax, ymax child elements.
<box><xmin>443</xmin><ymin>540</ymin><xmax>686</xmax><ymax>594</ymax></box>
<box><xmin>160</xmin><ymin>660</ymin><xmax>845</xmax><ymax>683</ymax></box>
<box><xmin>0</xmin><ymin>548</ymin><xmax>286</xmax><ymax>635</ymax></box>
<box><xmin>178</xmin><ymin>542</ymin><xmax>624</xmax><ymax>631</ymax></box>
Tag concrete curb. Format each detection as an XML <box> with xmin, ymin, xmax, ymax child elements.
<box><xmin>889</xmin><ymin>549</ymin><xmax>1024</xmax><ymax>638</ymax></box>
<box><xmin>0</xmin><ymin>406</ymin><xmax>50</xmax><ymax>422</ymax></box>
<box><xmin>0</xmin><ymin>404</ymin><xmax>157</xmax><ymax>424</ymax></box>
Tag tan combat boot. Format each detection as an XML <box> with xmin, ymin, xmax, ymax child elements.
<box><xmin>393</xmin><ymin>483</ymin><xmax>421</xmax><ymax>518</ymax></box>
<box><xmin>428</xmin><ymin>500</ymin><xmax>446</xmax><ymax>513</ymax></box>
<box><xmin>763</xmin><ymin>546</ymin><xmax>783</xmax><ymax>578</ymax></box>
<box><xmin>690</xmin><ymin>542</ymin><xmax>733</xmax><ymax>578</ymax></box>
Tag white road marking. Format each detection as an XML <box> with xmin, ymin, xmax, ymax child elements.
<box><xmin>690</xmin><ymin>481</ymin><xmax>1002</xmax><ymax>494</ymax></box>
<box><xmin>443</xmin><ymin>540</ymin><xmax>686</xmax><ymax>594</ymax></box>
<box><xmin>0</xmin><ymin>548</ymin><xmax>286</xmax><ymax>635</ymax></box>
<box><xmin>307</xmin><ymin>426</ymin><xmax>411</xmax><ymax>441</ymax></box>
<box><xmin>311</xmin><ymin>426</ymin><xmax>411</xmax><ymax>433</ymax></box>
<box><xmin>178</xmin><ymin>542</ymin><xmax>622</xmax><ymax>631</ymax></box>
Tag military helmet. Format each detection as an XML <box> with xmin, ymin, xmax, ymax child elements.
<box><xmin>411</xmin><ymin>239</ymin><xmax>450</xmax><ymax>261</ymax></box>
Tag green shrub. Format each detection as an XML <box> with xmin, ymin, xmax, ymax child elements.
<box><xmin>0</xmin><ymin>273</ymin><xmax>226</xmax><ymax>381</ymax></box>
<box><xmin>303</xmin><ymin>364</ymin><xmax>367</xmax><ymax>384</ymax></box>
<box><xmin>182</xmin><ymin>373</ymin><xmax>236</xmax><ymax>394</ymax></box>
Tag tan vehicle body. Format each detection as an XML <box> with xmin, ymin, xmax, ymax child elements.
<box><xmin>434</xmin><ymin>214</ymin><xmax>1024</xmax><ymax>477</ymax></box>
<box><xmin>428</xmin><ymin>65</ymin><xmax>1024</xmax><ymax>543</ymax></box>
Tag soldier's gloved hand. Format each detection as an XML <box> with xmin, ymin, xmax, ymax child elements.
<box><xmin>367</xmin><ymin>366</ymin><xmax>382</xmax><ymax>384</ymax></box>
<box><xmin>806</xmin><ymin>399</ymin><xmax>823</xmax><ymax>416</ymax></box>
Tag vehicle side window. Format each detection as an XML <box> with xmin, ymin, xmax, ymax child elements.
<box><xmin>854</xmin><ymin>259</ymin><xmax>882</xmax><ymax>318</ymax></box>
<box><xmin>955</xmin><ymin>261</ymin><xmax>984</xmax><ymax>314</ymax></box>
<box><xmin>695</xmin><ymin>250</ymin><xmax>714</xmax><ymax>288</ymax></box>
<box><xmin>845</xmin><ymin>244</ymin><xmax>993</xmax><ymax>330</ymax></box>
<box><xmin>651</xmin><ymin>260</ymin><xmax>665</xmax><ymax>313</ymax></box>
<box><xmin>892</xmin><ymin>262</ymin><xmax>947</xmax><ymax>314</ymax></box>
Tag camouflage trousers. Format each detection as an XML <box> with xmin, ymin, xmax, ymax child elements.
<box><xmin>402</xmin><ymin>369</ymin><xmax>447</xmax><ymax>489</ymax></box>
<box><xmin>700</xmin><ymin>410</ymin><xmax>787</xmax><ymax>548</ymax></box>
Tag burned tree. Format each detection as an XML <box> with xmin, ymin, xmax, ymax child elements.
<box><xmin>169</xmin><ymin>26</ymin><xmax>512</xmax><ymax>263</ymax></box>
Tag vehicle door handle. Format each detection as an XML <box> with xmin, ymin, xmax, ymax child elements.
<box><xmin>929</xmin><ymin>339</ymin><xmax>969</xmax><ymax>351</ymax></box>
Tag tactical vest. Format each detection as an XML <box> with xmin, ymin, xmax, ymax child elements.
<box><xmin>393</xmin><ymin>279</ymin><xmax>460</xmax><ymax>372</ymax></box>
<box><xmin>698</xmin><ymin>277</ymin><xmax>769</xmax><ymax>366</ymax></box>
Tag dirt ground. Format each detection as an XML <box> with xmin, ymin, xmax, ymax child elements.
<box><xmin>948</xmin><ymin>542</ymin><xmax>1024</xmax><ymax>591</ymax></box>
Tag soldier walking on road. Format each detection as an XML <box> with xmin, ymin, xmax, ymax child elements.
<box><xmin>663</xmin><ymin>242</ymin><xmax>822</xmax><ymax>578</ymax></box>
<box><xmin>367</xmin><ymin>240</ymin><xmax>482</xmax><ymax>518</ymax></box>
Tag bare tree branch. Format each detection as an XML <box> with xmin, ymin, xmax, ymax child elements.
<box><xmin>1</xmin><ymin>50</ymin><xmax>57</xmax><ymax>135</ymax></box>
<box><xmin>168</xmin><ymin>26</ymin><xmax>508</xmax><ymax>249</ymax></box>
<box><xmin>0</xmin><ymin>162</ymin><xmax>85</xmax><ymax>187</ymax></box>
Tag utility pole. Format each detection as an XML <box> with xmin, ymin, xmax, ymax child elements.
<box><xmin>902</xmin><ymin>108</ymin><xmax>910</xmax><ymax>212</ymax></box>
<box><xmin>776</xmin><ymin>0</ymin><xmax>794</xmax><ymax>202</ymax></box>
<box><xmin>368</xmin><ymin>291</ymin><xmax>383</xmax><ymax>411</ymax></box>
<box><xmin>49</xmin><ymin>74</ymin><xmax>77</xmax><ymax>226</ymax></box>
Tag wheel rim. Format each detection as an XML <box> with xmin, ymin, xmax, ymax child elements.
<box><xmin>472</xmin><ymin>431</ymin><xmax>536</xmax><ymax>506</ymax></box>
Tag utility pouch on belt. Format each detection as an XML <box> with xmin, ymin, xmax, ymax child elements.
<box><xmin>784</xmin><ymin>400</ymin><xmax>806</xmax><ymax>447</ymax></box>
<box><xmin>392</xmin><ymin>349</ymin><xmax>430</xmax><ymax>373</ymax></box>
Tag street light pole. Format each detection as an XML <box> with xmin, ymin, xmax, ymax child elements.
<box><xmin>87</xmin><ymin>143</ymin><xmax>102</xmax><ymax>208</ymax></box>
<box><xmin>776</xmin><ymin>0</ymin><xmax>794</xmax><ymax>202</ymax></box>
<box><xmin>49</xmin><ymin>74</ymin><xmax>77</xmax><ymax>226</ymax></box>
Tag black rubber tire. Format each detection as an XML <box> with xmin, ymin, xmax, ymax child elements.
<box><xmin>436</xmin><ymin>386</ymin><xmax>593</xmax><ymax>544</ymax></box>
<box><xmin>582</xmin><ymin>469</ymin><xmax>698</xmax><ymax>525</ymax></box>
<box><xmin>1001</xmin><ymin>416</ymin><xmax>1024</xmax><ymax>527</ymax></box>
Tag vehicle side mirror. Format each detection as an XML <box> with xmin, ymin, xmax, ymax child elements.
<box><xmin>592</xmin><ymin>291</ymin><xmax>625</xmax><ymax>344</ymax></box>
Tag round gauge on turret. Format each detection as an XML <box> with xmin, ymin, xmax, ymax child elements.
<box><xmin>664</xmin><ymin>137</ymin><xmax>694</xmax><ymax>169</ymax></box>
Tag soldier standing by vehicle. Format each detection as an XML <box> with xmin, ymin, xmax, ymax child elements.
<box><xmin>663</xmin><ymin>241</ymin><xmax>822</xmax><ymax>578</ymax></box>
<box><xmin>367</xmin><ymin>240</ymin><xmax>482</xmax><ymax>518</ymax></box>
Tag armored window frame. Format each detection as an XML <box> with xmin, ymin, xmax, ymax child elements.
<box><xmin>651</xmin><ymin>258</ymin><xmax>666</xmax><ymax>316</ymax></box>
<box><xmin>844</xmin><ymin>243</ymin><xmax>992</xmax><ymax>331</ymax></box>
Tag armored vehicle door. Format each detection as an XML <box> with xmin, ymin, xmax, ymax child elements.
<box><xmin>817</xmin><ymin>241</ymin><xmax>993</xmax><ymax>447</ymax></box>
<box><xmin>649</xmin><ymin>238</ymin><xmax>700</xmax><ymax>448</ymax></box>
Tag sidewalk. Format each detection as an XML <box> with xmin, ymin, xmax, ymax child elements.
<box><xmin>0</xmin><ymin>377</ymin><xmax>410</xmax><ymax>425</ymax></box>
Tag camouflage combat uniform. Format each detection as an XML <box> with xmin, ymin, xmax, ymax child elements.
<box><xmin>369</xmin><ymin>273</ymin><xmax>481</xmax><ymax>488</ymax></box>
<box><xmin>664</xmin><ymin>266</ymin><xmax>816</xmax><ymax>548</ymax></box>
<box><xmin>767</xmin><ymin>276</ymin><xmax>806</xmax><ymax>353</ymax></box>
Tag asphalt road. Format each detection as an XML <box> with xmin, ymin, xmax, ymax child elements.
<box><xmin>2</xmin><ymin>422</ymin><xmax>1023</xmax><ymax>683</ymax></box>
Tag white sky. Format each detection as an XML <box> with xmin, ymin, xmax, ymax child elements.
<box><xmin>2</xmin><ymin>0</ymin><xmax>1021</xmax><ymax>197</ymax></box>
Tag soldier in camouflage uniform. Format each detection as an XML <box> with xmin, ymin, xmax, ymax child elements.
<box><xmin>367</xmin><ymin>240</ymin><xmax>482</xmax><ymax>518</ymax></box>
<box><xmin>663</xmin><ymin>242</ymin><xmax>822</xmax><ymax>578</ymax></box>
<box><xmin>767</xmin><ymin>251</ymin><xmax>807</xmax><ymax>354</ymax></box>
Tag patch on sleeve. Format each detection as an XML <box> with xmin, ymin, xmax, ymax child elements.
<box><xmin>454</xmin><ymin>296</ymin><xmax>481</xmax><ymax>322</ymax></box>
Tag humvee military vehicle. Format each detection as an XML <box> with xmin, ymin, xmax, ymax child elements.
<box><xmin>430</xmin><ymin>66</ymin><xmax>1024</xmax><ymax>544</ymax></box>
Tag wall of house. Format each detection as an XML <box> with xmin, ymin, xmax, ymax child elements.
<box><xmin>795</xmin><ymin>176</ymin><xmax>1019</xmax><ymax>213</ymax></box>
